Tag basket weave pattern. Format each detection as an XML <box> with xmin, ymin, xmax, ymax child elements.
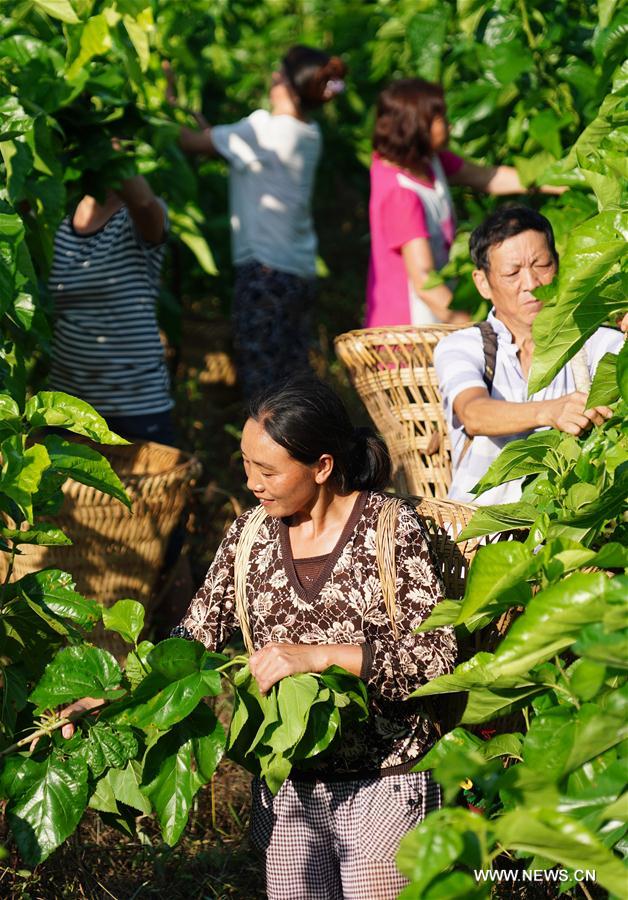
<box><xmin>7</xmin><ymin>442</ymin><xmax>201</xmax><ymax>649</ymax></box>
<box><xmin>335</xmin><ymin>325</ymin><xmax>468</xmax><ymax>498</ymax></box>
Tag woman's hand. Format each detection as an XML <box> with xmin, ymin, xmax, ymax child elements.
<box><xmin>249</xmin><ymin>642</ymin><xmax>363</xmax><ymax>694</ymax></box>
<box><xmin>56</xmin><ymin>697</ymin><xmax>105</xmax><ymax>740</ymax></box>
<box><xmin>249</xmin><ymin>643</ymin><xmax>327</xmax><ymax>694</ymax></box>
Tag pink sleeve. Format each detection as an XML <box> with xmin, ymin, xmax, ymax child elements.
<box><xmin>381</xmin><ymin>188</ymin><xmax>429</xmax><ymax>251</ymax></box>
<box><xmin>438</xmin><ymin>150</ymin><xmax>464</xmax><ymax>176</ymax></box>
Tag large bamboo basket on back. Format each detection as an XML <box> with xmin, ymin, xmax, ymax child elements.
<box><xmin>6</xmin><ymin>442</ymin><xmax>201</xmax><ymax>648</ymax></box>
<box><xmin>335</xmin><ymin>325</ymin><xmax>466</xmax><ymax>498</ymax></box>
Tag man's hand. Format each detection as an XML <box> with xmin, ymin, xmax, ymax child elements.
<box><xmin>543</xmin><ymin>392</ymin><xmax>613</xmax><ymax>435</ymax></box>
<box><xmin>249</xmin><ymin>642</ymin><xmax>327</xmax><ymax>694</ymax></box>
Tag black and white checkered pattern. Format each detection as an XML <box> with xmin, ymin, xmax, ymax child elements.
<box><xmin>250</xmin><ymin>772</ymin><xmax>441</xmax><ymax>899</ymax></box>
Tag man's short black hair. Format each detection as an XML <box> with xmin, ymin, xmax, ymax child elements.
<box><xmin>469</xmin><ymin>206</ymin><xmax>558</xmax><ymax>272</ymax></box>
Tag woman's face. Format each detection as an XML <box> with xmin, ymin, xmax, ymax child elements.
<box><xmin>240</xmin><ymin>417</ymin><xmax>330</xmax><ymax>518</ymax></box>
<box><xmin>429</xmin><ymin>113</ymin><xmax>449</xmax><ymax>152</ymax></box>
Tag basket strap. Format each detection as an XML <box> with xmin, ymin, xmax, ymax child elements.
<box><xmin>458</xmin><ymin>322</ymin><xmax>499</xmax><ymax>464</ymax></box>
<box><xmin>475</xmin><ymin>321</ymin><xmax>498</xmax><ymax>395</ymax></box>
<box><xmin>375</xmin><ymin>497</ymin><xmax>406</xmax><ymax>641</ymax></box>
<box><xmin>233</xmin><ymin>504</ymin><xmax>268</xmax><ymax>654</ymax></box>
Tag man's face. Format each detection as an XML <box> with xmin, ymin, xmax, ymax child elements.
<box><xmin>472</xmin><ymin>229</ymin><xmax>557</xmax><ymax>329</ymax></box>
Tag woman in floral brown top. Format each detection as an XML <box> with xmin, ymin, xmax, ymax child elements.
<box><xmin>178</xmin><ymin>376</ymin><xmax>456</xmax><ymax>900</ymax></box>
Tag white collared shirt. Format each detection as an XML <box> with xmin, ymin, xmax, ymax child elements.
<box><xmin>434</xmin><ymin>311</ymin><xmax>623</xmax><ymax>505</ymax></box>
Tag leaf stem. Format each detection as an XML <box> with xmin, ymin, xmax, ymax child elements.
<box><xmin>0</xmin><ymin>706</ymin><xmax>97</xmax><ymax>758</ymax></box>
<box><xmin>216</xmin><ymin>655</ymin><xmax>248</xmax><ymax>674</ymax></box>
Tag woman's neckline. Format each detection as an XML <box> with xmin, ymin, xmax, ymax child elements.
<box><xmin>279</xmin><ymin>491</ymin><xmax>367</xmax><ymax>603</ymax></box>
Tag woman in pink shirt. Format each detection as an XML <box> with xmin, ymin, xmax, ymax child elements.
<box><xmin>366</xmin><ymin>79</ymin><xmax>564</xmax><ymax>327</ymax></box>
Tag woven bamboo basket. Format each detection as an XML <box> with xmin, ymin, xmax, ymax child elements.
<box><xmin>335</xmin><ymin>325</ymin><xmax>468</xmax><ymax>498</ymax></box>
<box><xmin>6</xmin><ymin>441</ymin><xmax>201</xmax><ymax>650</ymax></box>
<box><xmin>412</xmin><ymin>495</ymin><xmax>491</xmax><ymax>599</ymax></box>
<box><xmin>412</xmin><ymin>494</ymin><xmax>517</xmax><ymax>645</ymax></box>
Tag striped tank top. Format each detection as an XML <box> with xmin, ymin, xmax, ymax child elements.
<box><xmin>48</xmin><ymin>204</ymin><xmax>172</xmax><ymax>417</ymax></box>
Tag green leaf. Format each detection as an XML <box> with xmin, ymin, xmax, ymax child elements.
<box><xmin>587</xmin><ymin>352</ymin><xmax>620</xmax><ymax>407</ymax></box>
<box><xmin>0</xmin><ymin>437</ymin><xmax>51</xmax><ymax>522</ymax></box>
<box><xmin>147</xmin><ymin>637</ymin><xmax>205</xmax><ymax>680</ymax></box>
<box><xmin>528</xmin><ymin>211</ymin><xmax>627</xmax><ymax>394</ymax></box>
<box><xmin>17</xmin><ymin>569</ymin><xmax>102</xmax><ymax>629</ymax></box>
<box><xmin>456</xmin><ymin>542</ymin><xmax>534</xmax><ymax>624</ymax></box>
<box><xmin>569</xmin><ymin>658</ymin><xmax>608</xmax><ymax>701</ymax></box>
<box><xmin>6</xmin><ymin>754</ymin><xmax>88</xmax><ymax>865</ymax></box>
<box><xmin>142</xmin><ymin>704</ymin><xmax>225</xmax><ymax>845</ymax></box>
<box><xmin>397</xmin><ymin>807</ymin><xmax>484</xmax><ymax>887</ymax></box>
<box><xmin>462</xmin><ymin>684</ymin><xmax>543</xmax><ymax>724</ymax></box>
<box><xmin>573</xmin><ymin>624</ymin><xmax>628</xmax><ymax>670</ymax></box>
<box><xmin>293</xmin><ymin>700</ymin><xmax>340</xmax><ymax>759</ymax></box>
<box><xmin>30</xmin><ymin>645</ymin><xmax>122</xmax><ymax>712</ymax></box>
<box><xmin>0</xmin><ymin>392</ymin><xmax>21</xmax><ymax>431</ymax></box>
<box><xmin>118</xmin><ymin>664</ymin><xmax>220</xmax><ymax>732</ymax></box>
<box><xmin>96</xmin><ymin>760</ymin><xmax>151</xmax><ymax>814</ymax></box>
<box><xmin>124</xmin><ymin>640</ymin><xmax>154</xmax><ymax>688</ymax></box>
<box><xmin>268</xmin><ymin>674</ymin><xmax>320</xmax><ymax>754</ymax></box>
<box><xmin>529</xmin><ymin>110</ymin><xmax>563</xmax><ymax>159</ymax></box>
<box><xmin>459</xmin><ymin>502</ymin><xmax>538</xmax><ymax>540</ymax></box>
<box><xmin>411</xmin><ymin>652</ymin><xmax>534</xmax><ymax>698</ymax></box>
<box><xmin>0</xmin><ymin>523</ymin><xmax>71</xmax><ymax>546</ymax></box>
<box><xmin>25</xmin><ymin>392</ymin><xmax>128</xmax><ymax>445</ymax></box>
<box><xmin>489</xmin><ymin>572</ymin><xmax>614</xmax><ymax>679</ymax></box>
<box><xmin>515</xmin><ymin>151</ymin><xmax>557</xmax><ymax>188</ymax></box>
<box><xmin>102</xmin><ymin>600</ymin><xmax>145</xmax><ymax>645</ymax></box>
<box><xmin>82</xmin><ymin>722</ymin><xmax>138</xmax><ymax>778</ymax></box>
<box><xmin>169</xmin><ymin>208</ymin><xmax>217</xmax><ymax>275</ymax></box>
<box><xmin>407</xmin><ymin>8</ymin><xmax>451</xmax><ymax>82</ymax></box>
<box><xmin>471</xmin><ymin>431</ymin><xmax>562</xmax><ymax>496</ymax></box>
<box><xmin>33</xmin><ymin>0</ymin><xmax>80</xmax><ymax>24</ymax></box>
<box><xmin>66</xmin><ymin>15</ymin><xmax>112</xmax><ymax>80</ymax></box>
<box><xmin>123</xmin><ymin>10</ymin><xmax>152</xmax><ymax>72</ymax></box>
<box><xmin>416</xmin><ymin>599</ymin><xmax>461</xmax><ymax>632</ymax></box>
<box><xmin>413</xmin><ymin>728</ymin><xmax>483</xmax><ymax>773</ymax></box>
<box><xmin>44</xmin><ymin>435</ymin><xmax>130</xmax><ymax>508</ymax></box>
<box><xmin>496</xmin><ymin>809</ymin><xmax>628</xmax><ymax>896</ymax></box>
<box><xmin>481</xmin><ymin>732</ymin><xmax>523</xmax><ymax>761</ymax></box>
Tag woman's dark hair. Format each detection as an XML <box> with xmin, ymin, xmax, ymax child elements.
<box><xmin>248</xmin><ymin>376</ymin><xmax>391</xmax><ymax>493</ymax></box>
<box><xmin>281</xmin><ymin>45</ymin><xmax>347</xmax><ymax>110</ymax></box>
<box><xmin>373</xmin><ymin>78</ymin><xmax>446</xmax><ymax>171</ymax></box>
<box><xmin>469</xmin><ymin>206</ymin><xmax>559</xmax><ymax>273</ymax></box>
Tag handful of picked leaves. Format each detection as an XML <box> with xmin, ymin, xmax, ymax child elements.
<box><xmin>226</xmin><ymin>664</ymin><xmax>369</xmax><ymax>793</ymax></box>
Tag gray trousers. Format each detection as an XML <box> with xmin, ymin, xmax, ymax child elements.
<box><xmin>250</xmin><ymin>771</ymin><xmax>441</xmax><ymax>900</ymax></box>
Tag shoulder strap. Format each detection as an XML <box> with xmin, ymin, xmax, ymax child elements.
<box><xmin>233</xmin><ymin>505</ymin><xmax>268</xmax><ymax>654</ymax></box>
<box><xmin>375</xmin><ymin>496</ymin><xmax>406</xmax><ymax>640</ymax></box>
<box><xmin>474</xmin><ymin>321</ymin><xmax>498</xmax><ymax>395</ymax></box>
<box><xmin>457</xmin><ymin>322</ymin><xmax>498</xmax><ymax>464</ymax></box>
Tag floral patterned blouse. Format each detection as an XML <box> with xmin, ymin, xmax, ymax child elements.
<box><xmin>180</xmin><ymin>491</ymin><xmax>456</xmax><ymax>778</ymax></box>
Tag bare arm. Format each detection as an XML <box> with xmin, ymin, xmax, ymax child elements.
<box><xmin>179</xmin><ymin>125</ymin><xmax>216</xmax><ymax>156</ymax></box>
<box><xmin>449</xmin><ymin>160</ymin><xmax>566</xmax><ymax>196</ymax></box>
<box><xmin>249</xmin><ymin>643</ymin><xmax>363</xmax><ymax>694</ymax></box>
<box><xmin>116</xmin><ymin>175</ymin><xmax>166</xmax><ymax>244</ymax></box>
<box><xmin>454</xmin><ymin>386</ymin><xmax>613</xmax><ymax>437</ymax></box>
<box><xmin>401</xmin><ymin>238</ymin><xmax>471</xmax><ymax>324</ymax></box>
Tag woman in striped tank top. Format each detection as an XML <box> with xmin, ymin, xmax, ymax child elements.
<box><xmin>48</xmin><ymin>170</ymin><xmax>174</xmax><ymax>444</ymax></box>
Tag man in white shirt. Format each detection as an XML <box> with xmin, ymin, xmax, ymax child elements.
<box><xmin>434</xmin><ymin>207</ymin><xmax>623</xmax><ymax>505</ymax></box>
